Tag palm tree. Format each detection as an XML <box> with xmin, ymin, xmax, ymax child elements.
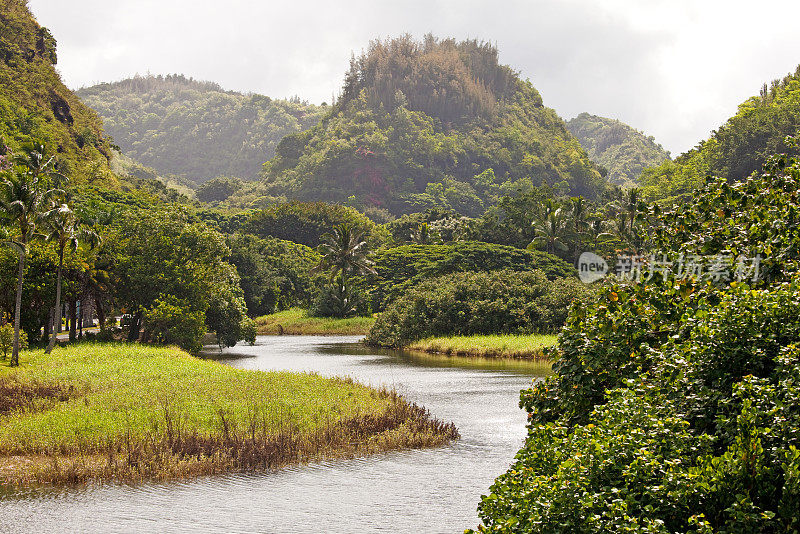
<box><xmin>316</xmin><ymin>223</ymin><xmax>376</xmax><ymax>281</ymax></box>
<box><xmin>314</xmin><ymin>223</ymin><xmax>376</xmax><ymax>317</ymax></box>
<box><xmin>0</xmin><ymin>143</ymin><xmax>63</xmax><ymax>366</ymax></box>
<box><xmin>43</xmin><ymin>203</ymin><xmax>100</xmax><ymax>353</ymax></box>
<box><xmin>528</xmin><ymin>200</ymin><xmax>570</xmax><ymax>256</ymax></box>
<box><xmin>570</xmin><ymin>196</ymin><xmax>588</xmax><ymax>234</ymax></box>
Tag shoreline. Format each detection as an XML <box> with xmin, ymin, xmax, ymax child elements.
<box><xmin>404</xmin><ymin>334</ymin><xmax>557</xmax><ymax>361</ymax></box>
<box><xmin>0</xmin><ymin>343</ymin><xmax>457</xmax><ymax>487</ymax></box>
<box><xmin>254</xmin><ymin>308</ymin><xmax>374</xmax><ymax>336</ymax></box>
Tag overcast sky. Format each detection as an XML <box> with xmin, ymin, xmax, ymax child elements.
<box><xmin>27</xmin><ymin>0</ymin><xmax>800</xmax><ymax>155</ymax></box>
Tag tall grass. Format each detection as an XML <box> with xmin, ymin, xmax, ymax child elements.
<box><xmin>254</xmin><ymin>308</ymin><xmax>375</xmax><ymax>335</ymax></box>
<box><xmin>407</xmin><ymin>334</ymin><xmax>558</xmax><ymax>360</ymax></box>
<box><xmin>0</xmin><ymin>343</ymin><xmax>457</xmax><ymax>485</ymax></box>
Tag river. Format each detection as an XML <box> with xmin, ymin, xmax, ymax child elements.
<box><xmin>0</xmin><ymin>336</ymin><xmax>548</xmax><ymax>533</ymax></box>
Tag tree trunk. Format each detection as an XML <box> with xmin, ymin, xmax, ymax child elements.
<box><xmin>11</xmin><ymin>250</ymin><xmax>25</xmax><ymax>367</ymax></box>
<box><xmin>68</xmin><ymin>300</ymin><xmax>77</xmax><ymax>342</ymax></box>
<box><xmin>46</xmin><ymin>247</ymin><xmax>64</xmax><ymax>353</ymax></box>
<box><xmin>42</xmin><ymin>310</ymin><xmax>51</xmax><ymax>345</ymax></box>
<box><xmin>127</xmin><ymin>311</ymin><xmax>141</xmax><ymax>342</ymax></box>
<box><xmin>94</xmin><ymin>295</ymin><xmax>105</xmax><ymax>331</ymax></box>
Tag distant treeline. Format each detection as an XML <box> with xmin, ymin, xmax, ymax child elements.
<box><xmin>77</xmin><ymin>74</ymin><xmax>326</xmax><ymax>182</ymax></box>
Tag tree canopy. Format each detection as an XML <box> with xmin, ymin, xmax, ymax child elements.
<box><xmin>641</xmin><ymin>65</ymin><xmax>800</xmax><ymax>202</ymax></box>
<box><xmin>260</xmin><ymin>35</ymin><xmax>608</xmax><ymax>215</ymax></box>
<box><xmin>567</xmin><ymin>112</ymin><xmax>670</xmax><ymax>187</ymax></box>
<box><xmin>77</xmin><ymin>74</ymin><xmax>325</xmax><ymax>183</ymax></box>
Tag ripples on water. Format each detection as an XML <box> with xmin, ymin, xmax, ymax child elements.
<box><xmin>0</xmin><ymin>336</ymin><xmax>548</xmax><ymax>533</ymax></box>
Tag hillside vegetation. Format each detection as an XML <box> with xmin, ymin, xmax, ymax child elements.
<box><xmin>642</xmin><ymin>65</ymin><xmax>800</xmax><ymax>201</ymax></box>
<box><xmin>77</xmin><ymin>74</ymin><xmax>325</xmax><ymax>182</ymax></box>
<box><xmin>473</xmin><ymin>148</ymin><xmax>800</xmax><ymax>532</ymax></box>
<box><xmin>259</xmin><ymin>35</ymin><xmax>608</xmax><ymax>215</ymax></box>
<box><xmin>0</xmin><ymin>0</ymin><xmax>117</xmax><ymax>186</ymax></box>
<box><xmin>567</xmin><ymin>112</ymin><xmax>670</xmax><ymax>187</ymax></box>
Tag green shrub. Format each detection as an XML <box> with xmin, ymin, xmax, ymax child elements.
<box><xmin>472</xmin><ymin>145</ymin><xmax>800</xmax><ymax>532</ymax></box>
<box><xmin>475</xmin><ymin>281</ymin><xmax>800</xmax><ymax>533</ymax></box>
<box><xmin>366</xmin><ymin>270</ymin><xmax>590</xmax><ymax>347</ymax></box>
<box><xmin>370</xmin><ymin>241</ymin><xmax>575</xmax><ymax>311</ymax></box>
<box><xmin>242</xmin><ymin>201</ymin><xmax>385</xmax><ymax>248</ymax></box>
<box><xmin>0</xmin><ymin>323</ymin><xmax>27</xmax><ymax>359</ymax></box>
<box><xmin>311</xmin><ymin>277</ymin><xmax>370</xmax><ymax>318</ymax></box>
<box><xmin>143</xmin><ymin>297</ymin><xmax>206</xmax><ymax>354</ymax></box>
<box><xmin>239</xmin><ymin>316</ymin><xmax>257</xmax><ymax>345</ymax></box>
<box><xmin>227</xmin><ymin>233</ymin><xmax>322</xmax><ymax>316</ymax></box>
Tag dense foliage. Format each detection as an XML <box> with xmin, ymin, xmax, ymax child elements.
<box><xmin>227</xmin><ymin>233</ymin><xmax>321</xmax><ymax>317</ymax></box>
<box><xmin>641</xmin><ymin>65</ymin><xmax>800</xmax><ymax>202</ymax></box>
<box><xmin>105</xmin><ymin>206</ymin><xmax>247</xmax><ymax>349</ymax></box>
<box><xmin>242</xmin><ymin>201</ymin><xmax>384</xmax><ymax>247</ymax></box>
<box><xmin>0</xmin><ymin>0</ymin><xmax>116</xmax><ymax>186</ymax></box>
<box><xmin>567</xmin><ymin>112</ymin><xmax>670</xmax><ymax>187</ymax></box>
<box><xmin>370</xmin><ymin>241</ymin><xmax>574</xmax><ymax>311</ymax></box>
<box><xmin>473</xmin><ymin>146</ymin><xmax>800</xmax><ymax>532</ymax></box>
<box><xmin>366</xmin><ymin>270</ymin><xmax>590</xmax><ymax>347</ymax></box>
<box><xmin>77</xmin><ymin>74</ymin><xmax>325</xmax><ymax>182</ymax></box>
<box><xmin>260</xmin><ymin>35</ymin><xmax>607</xmax><ymax>214</ymax></box>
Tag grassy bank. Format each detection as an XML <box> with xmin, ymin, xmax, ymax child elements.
<box><xmin>254</xmin><ymin>308</ymin><xmax>375</xmax><ymax>335</ymax></box>
<box><xmin>0</xmin><ymin>343</ymin><xmax>457</xmax><ymax>486</ymax></box>
<box><xmin>407</xmin><ymin>334</ymin><xmax>557</xmax><ymax>360</ymax></box>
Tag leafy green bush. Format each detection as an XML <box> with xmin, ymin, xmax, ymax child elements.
<box><xmin>195</xmin><ymin>176</ymin><xmax>243</xmax><ymax>203</ymax></box>
<box><xmin>311</xmin><ymin>277</ymin><xmax>370</xmax><ymax>318</ymax></box>
<box><xmin>366</xmin><ymin>270</ymin><xmax>590</xmax><ymax>347</ymax></box>
<box><xmin>242</xmin><ymin>201</ymin><xmax>385</xmax><ymax>247</ymax></box>
<box><xmin>239</xmin><ymin>316</ymin><xmax>257</xmax><ymax>345</ymax></box>
<box><xmin>143</xmin><ymin>297</ymin><xmax>206</xmax><ymax>354</ymax></box>
<box><xmin>475</xmin><ymin>281</ymin><xmax>800</xmax><ymax>533</ymax></box>
<box><xmin>0</xmin><ymin>323</ymin><xmax>27</xmax><ymax>359</ymax></box>
<box><xmin>472</xmin><ymin>146</ymin><xmax>800</xmax><ymax>532</ymax></box>
<box><xmin>227</xmin><ymin>233</ymin><xmax>322</xmax><ymax>316</ymax></box>
<box><xmin>371</xmin><ymin>241</ymin><xmax>575</xmax><ymax>311</ymax></box>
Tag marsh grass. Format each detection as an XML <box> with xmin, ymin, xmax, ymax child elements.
<box><xmin>0</xmin><ymin>343</ymin><xmax>457</xmax><ymax>486</ymax></box>
<box><xmin>407</xmin><ymin>334</ymin><xmax>558</xmax><ymax>360</ymax></box>
<box><xmin>254</xmin><ymin>308</ymin><xmax>375</xmax><ymax>335</ymax></box>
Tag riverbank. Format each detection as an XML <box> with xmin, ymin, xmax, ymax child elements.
<box><xmin>407</xmin><ymin>334</ymin><xmax>557</xmax><ymax>360</ymax></box>
<box><xmin>254</xmin><ymin>308</ymin><xmax>375</xmax><ymax>335</ymax></box>
<box><xmin>0</xmin><ymin>343</ymin><xmax>457</xmax><ymax>486</ymax></box>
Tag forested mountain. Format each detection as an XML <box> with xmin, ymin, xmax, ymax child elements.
<box><xmin>259</xmin><ymin>35</ymin><xmax>608</xmax><ymax>215</ymax></box>
<box><xmin>566</xmin><ymin>112</ymin><xmax>670</xmax><ymax>187</ymax></box>
<box><xmin>0</xmin><ymin>0</ymin><xmax>117</xmax><ymax>186</ymax></box>
<box><xmin>77</xmin><ymin>75</ymin><xmax>326</xmax><ymax>183</ymax></box>
<box><xmin>641</xmin><ymin>65</ymin><xmax>800</xmax><ymax>201</ymax></box>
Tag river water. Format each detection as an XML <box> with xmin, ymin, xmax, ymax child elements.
<box><xmin>0</xmin><ymin>336</ymin><xmax>548</xmax><ymax>533</ymax></box>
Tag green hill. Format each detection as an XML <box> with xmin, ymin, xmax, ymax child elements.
<box><xmin>641</xmin><ymin>65</ymin><xmax>800</xmax><ymax>201</ymax></box>
<box><xmin>566</xmin><ymin>112</ymin><xmax>670</xmax><ymax>187</ymax></box>
<box><xmin>77</xmin><ymin>75</ymin><xmax>326</xmax><ymax>183</ymax></box>
<box><xmin>0</xmin><ymin>0</ymin><xmax>117</xmax><ymax>186</ymax></box>
<box><xmin>259</xmin><ymin>35</ymin><xmax>608</xmax><ymax>216</ymax></box>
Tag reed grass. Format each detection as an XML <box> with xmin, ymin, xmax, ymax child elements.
<box><xmin>254</xmin><ymin>308</ymin><xmax>375</xmax><ymax>335</ymax></box>
<box><xmin>0</xmin><ymin>343</ymin><xmax>457</xmax><ymax>486</ymax></box>
<box><xmin>407</xmin><ymin>334</ymin><xmax>558</xmax><ymax>360</ymax></box>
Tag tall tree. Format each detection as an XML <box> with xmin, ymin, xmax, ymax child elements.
<box><xmin>313</xmin><ymin>223</ymin><xmax>376</xmax><ymax>317</ymax></box>
<box><xmin>315</xmin><ymin>223</ymin><xmax>377</xmax><ymax>282</ymax></box>
<box><xmin>42</xmin><ymin>203</ymin><xmax>100</xmax><ymax>353</ymax></box>
<box><xmin>0</xmin><ymin>143</ymin><xmax>62</xmax><ymax>365</ymax></box>
<box><xmin>528</xmin><ymin>200</ymin><xmax>570</xmax><ymax>256</ymax></box>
